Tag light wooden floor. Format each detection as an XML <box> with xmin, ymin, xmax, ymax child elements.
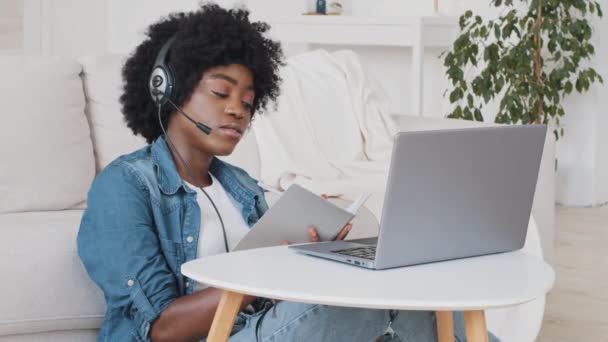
<box><xmin>536</xmin><ymin>206</ymin><xmax>608</xmax><ymax>342</ymax></box>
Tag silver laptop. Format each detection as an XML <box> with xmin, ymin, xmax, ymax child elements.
<box><xmin>290</xmin><ymin>125</ymin><xmax>547</xmax><ymax>270</ymax></box>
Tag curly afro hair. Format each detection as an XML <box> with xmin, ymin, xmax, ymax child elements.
<box><xmin>120</xmin><ymin>2</ymin><xmax>284</xmax><ymax>143</ymax></box>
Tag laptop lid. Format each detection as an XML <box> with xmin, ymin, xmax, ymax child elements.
<box><xmin>374</xmin><ymin>125</ymin><xmax>546</xmax><ymax>269</ymax></box>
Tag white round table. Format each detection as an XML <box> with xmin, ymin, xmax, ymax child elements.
<box><xmin>181</xmin><ymin>246</ymin><xmax>554</xmax><ymax>342</ymax></box>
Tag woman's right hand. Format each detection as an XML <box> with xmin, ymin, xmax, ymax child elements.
<box><xmin>280</xmin><ymin>194</ymin><xmax>352</xmax><ymax>245</ymax></box>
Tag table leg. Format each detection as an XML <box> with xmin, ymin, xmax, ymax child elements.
<box><xmin>435</xmin><ymin>311</ymin><xmax>454</xmax><ymax>342</ymax></box>
<box><xmin>463</xmin><ymin>310</ymin><xmax>488</xmax><ymax>342</ymax></box>
<box><xmin>207</xmin><ymin>291</ymin><xmax>245</xmax><ymax>342</ymax></box>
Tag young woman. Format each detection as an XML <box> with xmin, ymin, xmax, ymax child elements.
<box><xmin>77</xmin><ymin>4</ymin><xmax>498</xmax><ymax>342</ymax></box>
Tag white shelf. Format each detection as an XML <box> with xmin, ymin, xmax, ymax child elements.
<box><xmin>264</xmin><ymin>15</ymin><xmax>458</xmax><ymax>47</ymax></box>
<box><xmin>268</xmin><ymin>15</ymin><xmax>455</xmax><ymax>25</ymax></box>
<box><xmin>262</xmin><ymin>15</ymin><xmax>459</xmax><ymax>116</ymax></box>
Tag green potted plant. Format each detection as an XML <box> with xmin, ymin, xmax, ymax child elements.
<box><xmin>443</xmin><ymin>0</ymin><xmax>603</xmax><ymax>139</ymax></box>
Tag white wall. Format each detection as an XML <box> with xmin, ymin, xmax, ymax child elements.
<box><xmin>556</xmin><ymin>13</ymin><xmax>608</xmax><ymax>207</ymax></box>
<box><xmin>106</xmin><ymin>0</ymin><xmax>247</xmax><ymax>54</ymax></box>
<box><xmin>22</xmin><ymin>0</ymin><xmax>107</xmax><ymax>57</ymax></box>
<box><xmin>0</xmin><ymin>0</ymin><xmax>23</xmax><ymax>51</ymax></box>
<box><xmin>589</xmin><ymin>14</ymin><xmax>608</xmax><ymax>206</ymax></box>
<box><xmin>596</xmin><ymin>88</ymin><xmax>608</xmax><ymax>204</ymax></box>
<box><xmin>107</xmin><ymin>0</ymin><xmax>196</xmax><ymax>54</ymax></box>
<box><xmin>19</xmin><ymin>0</ymin><xmax>608</xmax><ymax>206</ymax></box>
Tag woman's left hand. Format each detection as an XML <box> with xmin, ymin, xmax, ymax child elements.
<box><xmin>308</xmin><ymin>193</ymin><xmax>352</xmax><ymax>242</ymax></box>
<box><xmin>307</xmin><ymin>222</ymin><xmax>352</xmax><ymax>242</ymax></box>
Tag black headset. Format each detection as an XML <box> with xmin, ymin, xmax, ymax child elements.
<box><xmin>149</xmin><ymin>35</ymin><xmax>177</xmax><ymax>106</ymax></box>
<box><xmin>149</xmin><ymin>35</ymin><xmax>212</xmax><ymax>134</ymax></box>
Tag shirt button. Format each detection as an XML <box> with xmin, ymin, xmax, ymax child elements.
<box><xmin>186</xmin><ymin>236</ymin><xmax>194</xmax><ymax>243</ymax></box>
<box><xmin>127</xmin><ymin>279</ymin><xmax>134</xmax><ymax>287</ymax></box>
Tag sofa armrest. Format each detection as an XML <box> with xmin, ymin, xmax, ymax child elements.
<box><xmin>391</xmin><ymin>114</ymin><xmax>556</xmax><ymax>264</ymax></box>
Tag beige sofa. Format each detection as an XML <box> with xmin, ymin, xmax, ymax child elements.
<box><xmin>0</xmin><ymin>52</ymin><xmax>555</xmax><ymax>341</ymax></box>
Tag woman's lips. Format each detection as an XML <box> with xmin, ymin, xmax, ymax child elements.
<box><xmin>217</xmin><ymin>127</ymin><xmax>242</xmax><ymax>139</ymax></box>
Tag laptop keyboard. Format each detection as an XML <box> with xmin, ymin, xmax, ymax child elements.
<box><xmin>332</xmin><ymin>246</ymin><xmax>376</xmax><ymax>260</ymax></box>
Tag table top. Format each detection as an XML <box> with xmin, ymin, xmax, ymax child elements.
<box><xmin>181</xmin><ymin>246</ymin><xmax>555</xmax><ymax>311</ymax></box>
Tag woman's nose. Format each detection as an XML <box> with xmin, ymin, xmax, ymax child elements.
<box><xmin>226</xmin><ymin>106</ymin><xmax>245</xmax><ymax>119</ymax></box>
<box><xmin>225</xmin><ymin>100</ymin><xmax>247</xmax><ymax>118</ymax></box>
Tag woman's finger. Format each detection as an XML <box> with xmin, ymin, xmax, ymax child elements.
<box><xmin>308</xmin><ymin>226</ymin><xmax>320</xmax><ymax>242</ymax></box>
<box><xmin>335</xmin><ymin>223</ymin><xmax>353</xmax><ymax>241</ymax></box>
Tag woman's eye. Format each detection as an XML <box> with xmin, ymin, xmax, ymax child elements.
<box><xmin>212</xmin><ymin>90</ymin><xmax>253</xmax><ymax>112</ymax></box>
<box><xmin>212</xmin><ymin>91</ymin><xmax>228</xmax><ymax>98</ymax></box>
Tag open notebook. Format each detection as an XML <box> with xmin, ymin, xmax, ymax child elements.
<box><xmin>234</xmin><ymin>184</ymin><xmax>370</xmax><ymax>251</ymax></box>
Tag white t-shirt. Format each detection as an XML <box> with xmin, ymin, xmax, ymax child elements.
<box><xmin>185</xmin><ymin>173</ymin><xmax>250</xmax><ymax>291</ymax></box>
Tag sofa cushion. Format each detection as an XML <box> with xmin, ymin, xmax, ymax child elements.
<box><xmin>0</xmin><ymin>210</ymin><xmax>105</xmax><ymax>336</ymax></box>
<box><xmin>252</xmin><ymin>50</ymin><xmax>368</xmax><ymax>187</ymax></box>
<box><xmin>79</xmin><ymin>54</ymin><xmax>147</xmax><ymax>171</ymax></box>
<box><xmin>0</xmin><ymin>57</ymin><xmax>96</xmax><ymax>213</ymax></box>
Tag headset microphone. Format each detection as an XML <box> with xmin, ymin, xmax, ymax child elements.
<box><xmin>165</xmin><ymin>97</ymin><xmax>212</xmax><ymax>135</ymax></box>
<box><xmin>149</xmin><ymin>35</ymin><xmax>213</xmax><ymax>135</ymax></box>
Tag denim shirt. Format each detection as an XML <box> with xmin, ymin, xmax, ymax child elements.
<box><xmin>77</xmin><ymin>136</ymin><xmax>268</xmax><ymax>342</ymax></box>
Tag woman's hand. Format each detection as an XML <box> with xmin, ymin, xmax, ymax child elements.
<box><xmin>281</xmin><ymin>193</ymin><xmax>353</xmax><ymax>245</ymax></box>
<box><xmin>281</xmin><ymin>223</ymin><xmax>352</xmax><ymax>245</ymax></box>
<box><xmin>307</xmin><ymin>223</ymin><xmax>352</xmax><ymax>242</ymax></box>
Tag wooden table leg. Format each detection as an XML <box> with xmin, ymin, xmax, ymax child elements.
<box><xmin>435</xmin><ymin>311</ymin><xmax>454</xmax><ymax>342</ymax></box>
<box><xmin>463</xmin><ymin>310</ymin><xmax>488</xmax><ymax>342</ymax></box>
<box><xmin>207</xmin><ymin>291</ymin><xmax>245</xmax><ymax>342</ymax></box>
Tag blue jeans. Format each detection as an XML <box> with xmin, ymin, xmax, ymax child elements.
<box><xmin>227</xmin><ymin>301</ymin><xmax>500</xmax><ymax>342</ymax></box>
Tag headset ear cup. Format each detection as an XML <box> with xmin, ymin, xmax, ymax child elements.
<box><xmin>149</xmin><ymin>35</ymin><xmax>177</xmax><ymax>106</ymax></box>
<box><xmin>149</xmin><ymin>67</ymin><xmax>166</xmax><ymax>105</ymax></box>
<box><xmin>149</xmin><ymin>65</ymin><xmax>174</xmax><ymax>105</ymax></box>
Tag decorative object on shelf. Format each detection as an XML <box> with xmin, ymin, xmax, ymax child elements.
<box><xmin>316</xmin><ymin>0</ymin><xmax>327</xmax><ymax>14</ymax></box>
<box><xmin>443</xmin><ymin>0</ymin><xmax>604</xmax><ymax>140</ymax></box>
<box><xmin>327</xmin><ymin>1</ymin><xmax>343</xmax><ymax>15</ymax></box>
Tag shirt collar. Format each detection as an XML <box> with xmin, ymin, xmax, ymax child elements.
<box><xmin>151</xmin><ymin>136</ymin><xmax>192</xmax><ymax>195</ymax></box>
<box><xmin>150</xmin><ymin>136</ymin><xmax>256</xmax><ymax>202</ymax></box>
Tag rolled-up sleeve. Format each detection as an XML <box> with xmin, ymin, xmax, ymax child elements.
<box><xmin>77</xmin><ymin>162</ymin><xmax>178</xmax><ymax>341</ymax></box>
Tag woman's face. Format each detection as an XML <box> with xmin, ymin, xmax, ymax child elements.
<box><xmin>172</xmin><ymin>63</ymin><xmax>255</xmax><ymax>156</ymax></box>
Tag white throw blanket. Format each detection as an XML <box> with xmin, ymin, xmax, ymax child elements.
<box><xmin>252</xmin><ymin>50</ymin><xmax>398</xmax><ymax>219</ymax></box>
